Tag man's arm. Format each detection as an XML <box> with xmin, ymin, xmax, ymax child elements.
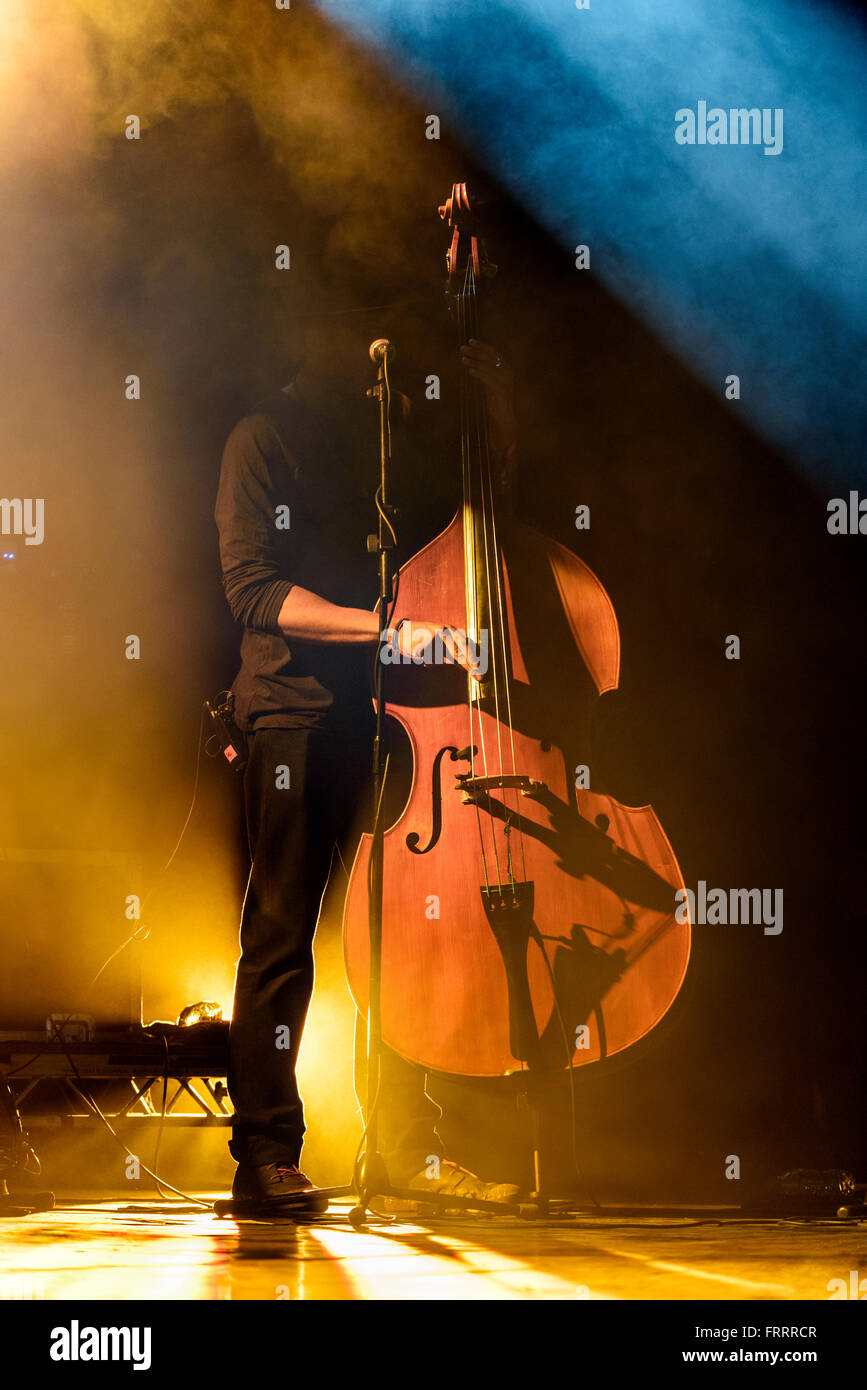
<box><xmin>215</xmin><ymin>415</ymin><xmax>448</xmax><ymax>654</ymax></box>
<box><xmin>216</xmin><ymin>406</ymin><xmax>483</xmax><ymax>669</ymax></box>
<box><xmin>215</xmin><ymin>413</ymin><xmax>297</xmax><ymax>632</ymax></box>
<box><xmin>276</xmin><ymin>589</ymin><xmax>474</xmax><ymax>670</ymax></box>
<box><xmin>275</xmin><ymin>585</ymin><xmax>380</xmax><ymax>644</ymax></box>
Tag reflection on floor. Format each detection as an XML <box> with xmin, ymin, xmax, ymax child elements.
<box><xmin>0</xmin><ymin>1197</ymin><xmax>859</xmax><ymax>1301</ymax></box>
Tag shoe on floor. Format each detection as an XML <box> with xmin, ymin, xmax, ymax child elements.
<box><xmin>386</xmin><ymin>1159</ymin><xmax>520</xmax><ymax>1212</ymax></box>
<box><xmin>231</xmin><ymin>1161</ymin><xmax>328</xmax><ymax>1211</ymax></box>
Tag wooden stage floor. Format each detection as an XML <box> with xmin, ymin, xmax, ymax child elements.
<box><xmin>0</xmin><ymin>1196</ymin><xmax>862</xmax><ymax>1301</ymax></box>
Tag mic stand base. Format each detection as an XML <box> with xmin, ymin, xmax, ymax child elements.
<box><xmin>349</xmin><ymin>1183</ymin><xmax>541</xmax><ymax>1228</ymax></box>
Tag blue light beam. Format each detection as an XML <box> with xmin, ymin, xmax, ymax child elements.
<box><xmin>318</xmin><ymin>0</ymin><xmax>867</xmax><ymax>484</ymax></box>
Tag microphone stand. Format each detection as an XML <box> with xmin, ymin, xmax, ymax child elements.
<box><xmin>350</xmin><ymin>345</ymin><xmax>396</xmax><ymax>1223</ymax></box>
<box><xmin>349</xmin><ymin>343</ymin><xmax>535</xmax><ymax>1226</ymax></box>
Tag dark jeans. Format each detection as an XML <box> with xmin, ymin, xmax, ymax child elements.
<box><xmin>228</xmin><ymin>724</ymin><xmax>443</xmax><ymax>1181</ymax></box>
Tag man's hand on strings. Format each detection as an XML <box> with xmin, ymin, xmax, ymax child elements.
<box><xmin>392</xmin><ymin>619</ymin><xmax>486</xmax><ymax>678</ymax></box>
<box><xmin>459</xmin><ymin>338</ymin><xmax>517</xmax><ymax>459</ymax></box>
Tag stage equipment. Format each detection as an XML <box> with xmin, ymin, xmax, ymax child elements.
<box><xmin>45</xmin><ymin>1014</ymin><xmax>94</xmax><ymax>1044</ymax></box>
<box><xmin>344</xmin><ymin>183</ymin><xmax>690</xmax><ymax>1220</ymax></box>
<box><xmin>178</xmin><ymin>1001</ymin><xmax>223</xmax><ymax>1027</ymax></box>
<box><xmin>0</xmin><ymin>1074</ymin><xmax>54</xmax><ymax>1217</ymax></box>
<box><xmin>349</xmin><ymin>326</ymin><xmax>409</xmax><ymax>1220</ymax></box>
<box><xmin>204</xmin><ymin>693</ymin><xmax>248</xmax><ymax>773</ymax></box>
<box><xmin>745</xmin><ymin>1168</ymin><xmax>867</xmax><ymax>1219</ymax></box>
<box><xmin>0</xmin><ymin>1021</ymin><xmax>235</xmax><ymax>1132</ymax></box>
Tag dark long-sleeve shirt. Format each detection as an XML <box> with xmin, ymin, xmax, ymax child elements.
<box><xmin>214</xmin><ymin>384</ymin><xmax>378</xmax><ymax>731</ymax></box>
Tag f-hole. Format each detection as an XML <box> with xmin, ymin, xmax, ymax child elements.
<box><xmin>406</xmin><ymin>744</ymin><xmax>475</xmax><ymax>855</ymax></box>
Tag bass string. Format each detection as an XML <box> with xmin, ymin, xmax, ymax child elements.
<box><xmin>457</xmin><ymin>278</ymin><xmax>496</xmax><ymax>890</ymax></box>
<box><xmin>462</xmin><ymin>266</ymin><xmax>509</xmax><ymax>890</ymax></box>
<box><xmin>479</xmin><ymin>300</ymin><xmax>528</xmax><ymax>885</ymax></box>
<box><xmin>458</xmin><ymin>261</ymin><xmax>525</xmax><ymax>889</ymax></box>
<box><xmin>459</xmin><ymin>267</ymin><xmax>504</xmax><ymax>889</ymax></box>
<box><xmin>464</xmin><ymin>265</ymin><xmax>525</xmax><ymax>884</ymax></box>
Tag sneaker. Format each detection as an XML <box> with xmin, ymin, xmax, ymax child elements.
<box><xmin>231</xmin><ymin>1161</ymin><xmax>328</xmax><ymax>1212</ymax></box>
<box><xmin>387</xmin><ymin>1159</ymin><xmax>520</xmax><ymax>1212</ymax></box>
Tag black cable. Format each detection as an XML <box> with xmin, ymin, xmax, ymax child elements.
<box><xmin>49</xmin><ymin>1027</ymin><xmax>211</xmax><ymax>1208</ymax></box>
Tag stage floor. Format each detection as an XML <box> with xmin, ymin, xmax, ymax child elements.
<box><xmin>0</xmin><ymin>1196</ymin><xmax>861</xmax><ymax>1301</ymax></box>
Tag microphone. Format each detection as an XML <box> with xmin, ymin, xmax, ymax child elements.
<box><xmin>369</xmin><ymin>338</ymin><xmax>395</xmax><ymax>364</ymax></box>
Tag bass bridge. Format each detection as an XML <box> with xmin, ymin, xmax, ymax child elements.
<box><xmin>456</xmin><ymin>773</ymin><xmax>547</xmax><ymax>803</ymax></box>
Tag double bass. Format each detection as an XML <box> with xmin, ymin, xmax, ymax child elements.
<box><xmin>343</xmin><ymin>184</ymin><xmax>689</xmax><ymax>1080</ymax></box>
